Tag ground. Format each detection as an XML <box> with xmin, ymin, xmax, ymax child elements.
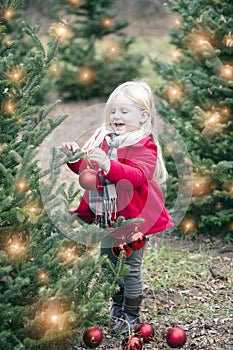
<box><xmin>71</xmin><ymin>232</ymin><xmax>233</xmax><ymax>350</ymax></box>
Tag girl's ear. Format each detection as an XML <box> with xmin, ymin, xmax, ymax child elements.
<box><xmin>140</xmin><ymin>110</ymin><xmax>149</xmax><ymax>124</ymax></box>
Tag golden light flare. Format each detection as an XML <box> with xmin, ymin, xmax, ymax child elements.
<box><xmin>4</xmin><ymin>36</ymin><xmax>15</xmax><ymax>48</ymax></box>
<box><xmin>173</xmin><ymin>16</ymin><xmax>182</xmax><ymax>27</ymax></box>
<box><xmin>15</xmin><ymin>179</ymin><xmax>28</xmax><ymax>192</ymax></box>
<box><xmin>16</xmin><ymin>116</ymin><xmax>24</xmax><ymax>124</ymax></box>
<box><xmin>166</xmin><ymin>85</ymin><xmax>184</xmax><ymax>102</ymax></box>
<box><xmin>51</xmin><ymin>21</ymin><xmax>72</xmax><ymax>41</ymax></box>
<box><xmin>77</xmin><ymin>67</ymin><xmax>96</xmax><ymax>85</ymax></box>
<box><xmin>203</xmin><ymin>110</ymin><xmax>222</xmax><ymax>128</ymax></box>
<box><xmin>219</xmin><ymin>64</ymin><xmax>233</xmax><ymax>80</ymax></box>
<box><xmin>38</xmin><ymin>298</ymin><xmax>73</xmax><ymax>332</ymax></box>
<box><xmin>189</xmin><ymin>33</ymin><xmax>214</xmax><ymax>56</ymax></box>
<box><xmin>192</xmin><ymin>173</ymin><xmax>215</xmax><ymax>197</ymax></box>
<box><xmin>6</xmin><ymin>236</ymin><xmax>27</xmax><ymax>258</ymax></box>
<box><xmin>224</xmin><ymin>181</ymin><xmax>233</xmax><ymax>195</ymax></box>
<box><xmin>22</xmin><ymin>201</ymin><xmax>42</xmax><ymax>220</ymax></box>
<box><xmin>229</xmin><ymin>222</ymin><xmax>233</xmax><ymax>231</ymax></box>
<box><xmin>106</xmin><ymin>43</ymin><xmax>122</xmax><ymax>58</ymax></box>
<box><xmin>170</xmin><ymin>48</ymin><xmax>182</xmax><ymax>61</ymax></box>
<box><xmin>179</xmin><ymin>217</ymin><xmax>197</xmax><ymax>235</ymax></box>
<box><xmin>101</xmin><ymin>16</ymin><xmax>114</xmax><ymax>30</ymax></box>
<box><xmin>37</xmin><ymin>271</ymin><xmax>50</xmax><ymax>283</ymax></box>
<box><xmin>2</xmin><ymin>7</ymin><xmax>15</xmax><ymax>20</ymax></box>
<box><xmin>48</xmin><ymin>62</ymin><xmax>62</xmax><ymax>77</ymax></box>
<box><xmin>8</xmin><ymin>67</ymin><xmax>24</xmax><ymax>84</ymax></box>
<box><xmin>223</xmin><ymin>33</ymin><xmax>233</xmax><ymax>47</ymax></box>
<box><xmin>65</xmin><ymin>0</ymin><xmax>85</xmax><ymax>6</ymax></box>
<box><xmin>40</xmin><ymin>307</ymin><xmax>62</xmax><ymax>329</ymax></box>
<box><xmin>221</xmin><ymin>105</ymin><xmax>231</xmax><ymax>116</ymax></box>
<box><xmin>58</xmin><ymin>246</ymin><xmax>79</xmax><ymax>264</ymax></box>
<box><xmin>2</xmin><ymin>100</ymin><xmax>17</xmax><ymax>115</ymax></box>
<box><xmin>215</xmin><ymin>202</ymin><xmax>223</xmax><ymax>211</ymax></box>
<box><xmin>198</xmin><ymin>107</ymin><xmax>231</xmax><ymax>134</ymax></box>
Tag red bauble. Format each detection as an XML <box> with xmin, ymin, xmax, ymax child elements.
<box><xmin>127</xmin><ymin>231</ymin><xmax>146</xmax><ymax>251</ymax></box>
<box><xmin>83</xmin><ymin>326</ymin><xmax>103</xmax><ymax>348</ymax></box>
<box><xmin>79</xmin><ymin>169</ymin><xmax>99</xmax><ymax>191</ymax></box>
<box><xmin>134</xmin><ymin>322</ymin><xmax>154</xmax><ymax>343</ymax></box>
<box><xmin>112</xmin><ymin>241</ymin><xmax>132</xmax><ymax>258</ymax></box>
<box><xmin>166</xmin><ymin>327</ymin><xmax>187</xmax><ymax>348</ymax></box>
<box><xmin>121</xmin><ymin>335</ymin><xmax>143</xmax><ymax>350</ymax></box>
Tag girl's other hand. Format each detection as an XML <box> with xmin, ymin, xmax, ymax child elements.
<box><xmin>59</xmin><ymin>142</ymin><xmax>79</xmax><ymax>155</ymax></box>
<box><xmin>88</xmin><ymin>148</ymin><xmax>110</xmax><ymax>172</ymax></box>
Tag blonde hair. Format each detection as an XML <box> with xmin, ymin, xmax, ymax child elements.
<box><xmin>82</xmin><ymin>81</ymin><xmax>168</xmax><ymax>184</ymax></box>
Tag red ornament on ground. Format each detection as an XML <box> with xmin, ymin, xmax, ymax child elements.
<box><xmin>112</xmin><ymin>241</ymin><xmax>132</xmax><ymax>258</ymax></box>
<box><xmin>82</xmin><ymin>326</ymin><xmax>103</xmax><ymax>348</ymax></box>
<box><xmin>134</xmin><ymin>322</ymin><xmax>155</xmax><ymax>343</ymax></box>
<box><xmin>79</xmin><ymin>169</ymin><xmax>99</xmax><ymax>191</ymax></box>
<box><xmin>166</xmin><ymin>327</ymin><xmax>187</xmax><ymax>348</ymax></box>
<box><xmin>121</xmin><ymin>335</ymin><xmax>143</xmax><ymax>350</ymax></box>
<box><xmin>127</xmin><ymin>231</ymin><xmax>146</xmax><ymax>251</ymax></box>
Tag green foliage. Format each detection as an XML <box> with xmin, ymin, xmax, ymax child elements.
<box><xmin>45</xmin><ymin>0</ymin><xmax>143</xmax><ymax>100</ymax></box>
<box><xmin>0</xmin><ymin>1</ymin><xmax>53</xmax><ymax>105</ymax></box>
<box><xmin>153</xmin><ymin>0</ymin><xmax>233</xmax><ymax>240</ymax></box>
<box><xmin>0</xmin><ymin>1</ymin><xmax>133</xmax><ymax>348</ymax></box>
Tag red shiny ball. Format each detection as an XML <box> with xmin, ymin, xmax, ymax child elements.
<box><xmin>112</xmin><ymin>241</ymin><xmax>132</xmax><ymax>258</ymax></box>
<box><xmin>121</xmin><ymin>335</ymin><xmax>143</xmax><ymax>350</ymax></box>
<box><xmin>166</xmin><ymin>327</ymin><xmax>187</xmax><ymax>348</ymax></box>
<box><xmin>79</xmin><ymin>169</ymin><xmax>99</xmax><ymax>191</ymax></box>
<box><xmin>127</xmin><ymin>231</ymin><xmax>146</xmax><ymax>251</ymax></box>
<box><xmin>134</xmin><ymin>322</ymin><xmax>154</xmax><ymax>343</ymax></box>
<box><xmin>83</xmin><ymin>326</ymin><xmax>103</xmax><ymax>348</ymax></box>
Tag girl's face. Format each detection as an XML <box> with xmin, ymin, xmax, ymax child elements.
<box><xmin>109</xmin><ymin>94</ymin><xmax>147</xmax><ymax>135</ymax></box>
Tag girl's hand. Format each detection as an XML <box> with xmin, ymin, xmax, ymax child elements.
<box><xmin>88</xmin><ymin>148</ymin><xmax>110</xmax><ymax>172</ymax></box>
<box><xmin>59</xmin><ymin>142</ymin><xmax>79</xmax><ymax>155</ymax></box>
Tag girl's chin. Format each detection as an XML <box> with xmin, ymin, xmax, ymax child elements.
<box><xmin>113</xmin><ymin>127</ymin><xmax>126</xmax><ymax>135</ymax></box>
<box><xmin>115</xmin><ymin>130</ymin><xmax>126</xmax><ymax>135</ymax></box>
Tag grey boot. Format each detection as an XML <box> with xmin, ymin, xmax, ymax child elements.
<box><xmin>110</xmin><ymin>295</ymin><xmax>143</xmax><ymax>335</ymax></box>
<box><xmin>109</xmin><ymin>286</ymin><xmax>124</xmax><ymax>326</ymax></box>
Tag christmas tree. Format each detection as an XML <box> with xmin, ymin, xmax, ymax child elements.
<box><xmin>0</xmin><ymin>1</ymin><xmax>129</xmax><ymax>348</ymax></box>
<box><xmin>153</xmin><ymin>0</ymin><xmax>233</xmax><ymax>240</ymax></box>
<box><xmin>46</xmin><ymin>0</ymin><xmax>143</xmax><ymax>100</ymax></box>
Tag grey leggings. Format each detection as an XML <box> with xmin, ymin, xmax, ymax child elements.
<box><xmin>100</xmin><ymin>235</ymin><xmax>147</xmax><ymax>299</ymax></box>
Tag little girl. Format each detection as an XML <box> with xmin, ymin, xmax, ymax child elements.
<box><xmin>60</xmin><ymin>81</ymin><xmax>173</xmax><ymax>334</ymax></box>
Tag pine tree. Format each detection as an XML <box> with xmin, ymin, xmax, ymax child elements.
<box><xmin>0</xmin><ymin>1</ymin><xmax>131</xmax><ymax>348</ymax></box>
<box><xmin>45</xmin><ymin>0</ymin><xmax>143</xmax><ymax>100</ymax></box>
<box><xmin>153</xmin><ymin>0</ymin><xmax>233</xmax><ymax>240</ymax></box>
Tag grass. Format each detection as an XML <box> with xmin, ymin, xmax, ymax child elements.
<box><xmin>142</xmin><ymin>240</ymin><xmax>233</xmax><ymax>326</ymax></box>
<box><xmin>143</xmin><ymin>243</ymin><xmax>212</xmax><ymax>291</ymax></box>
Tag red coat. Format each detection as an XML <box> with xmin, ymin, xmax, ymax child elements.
<box><xmin>67</xmin><ymin>136</ymin><xmax>174</xmax><ymax>236</ymax></box>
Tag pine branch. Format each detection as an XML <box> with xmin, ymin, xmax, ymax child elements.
<box><xmin>0</xmin><ymin>163</ymin><xmax>15</xmax><ymax>184</ymax></box>
<box><xmin>21</xmin><ymin>21</ymin><xmax>45</xmax><ymax>60</ymax></box>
